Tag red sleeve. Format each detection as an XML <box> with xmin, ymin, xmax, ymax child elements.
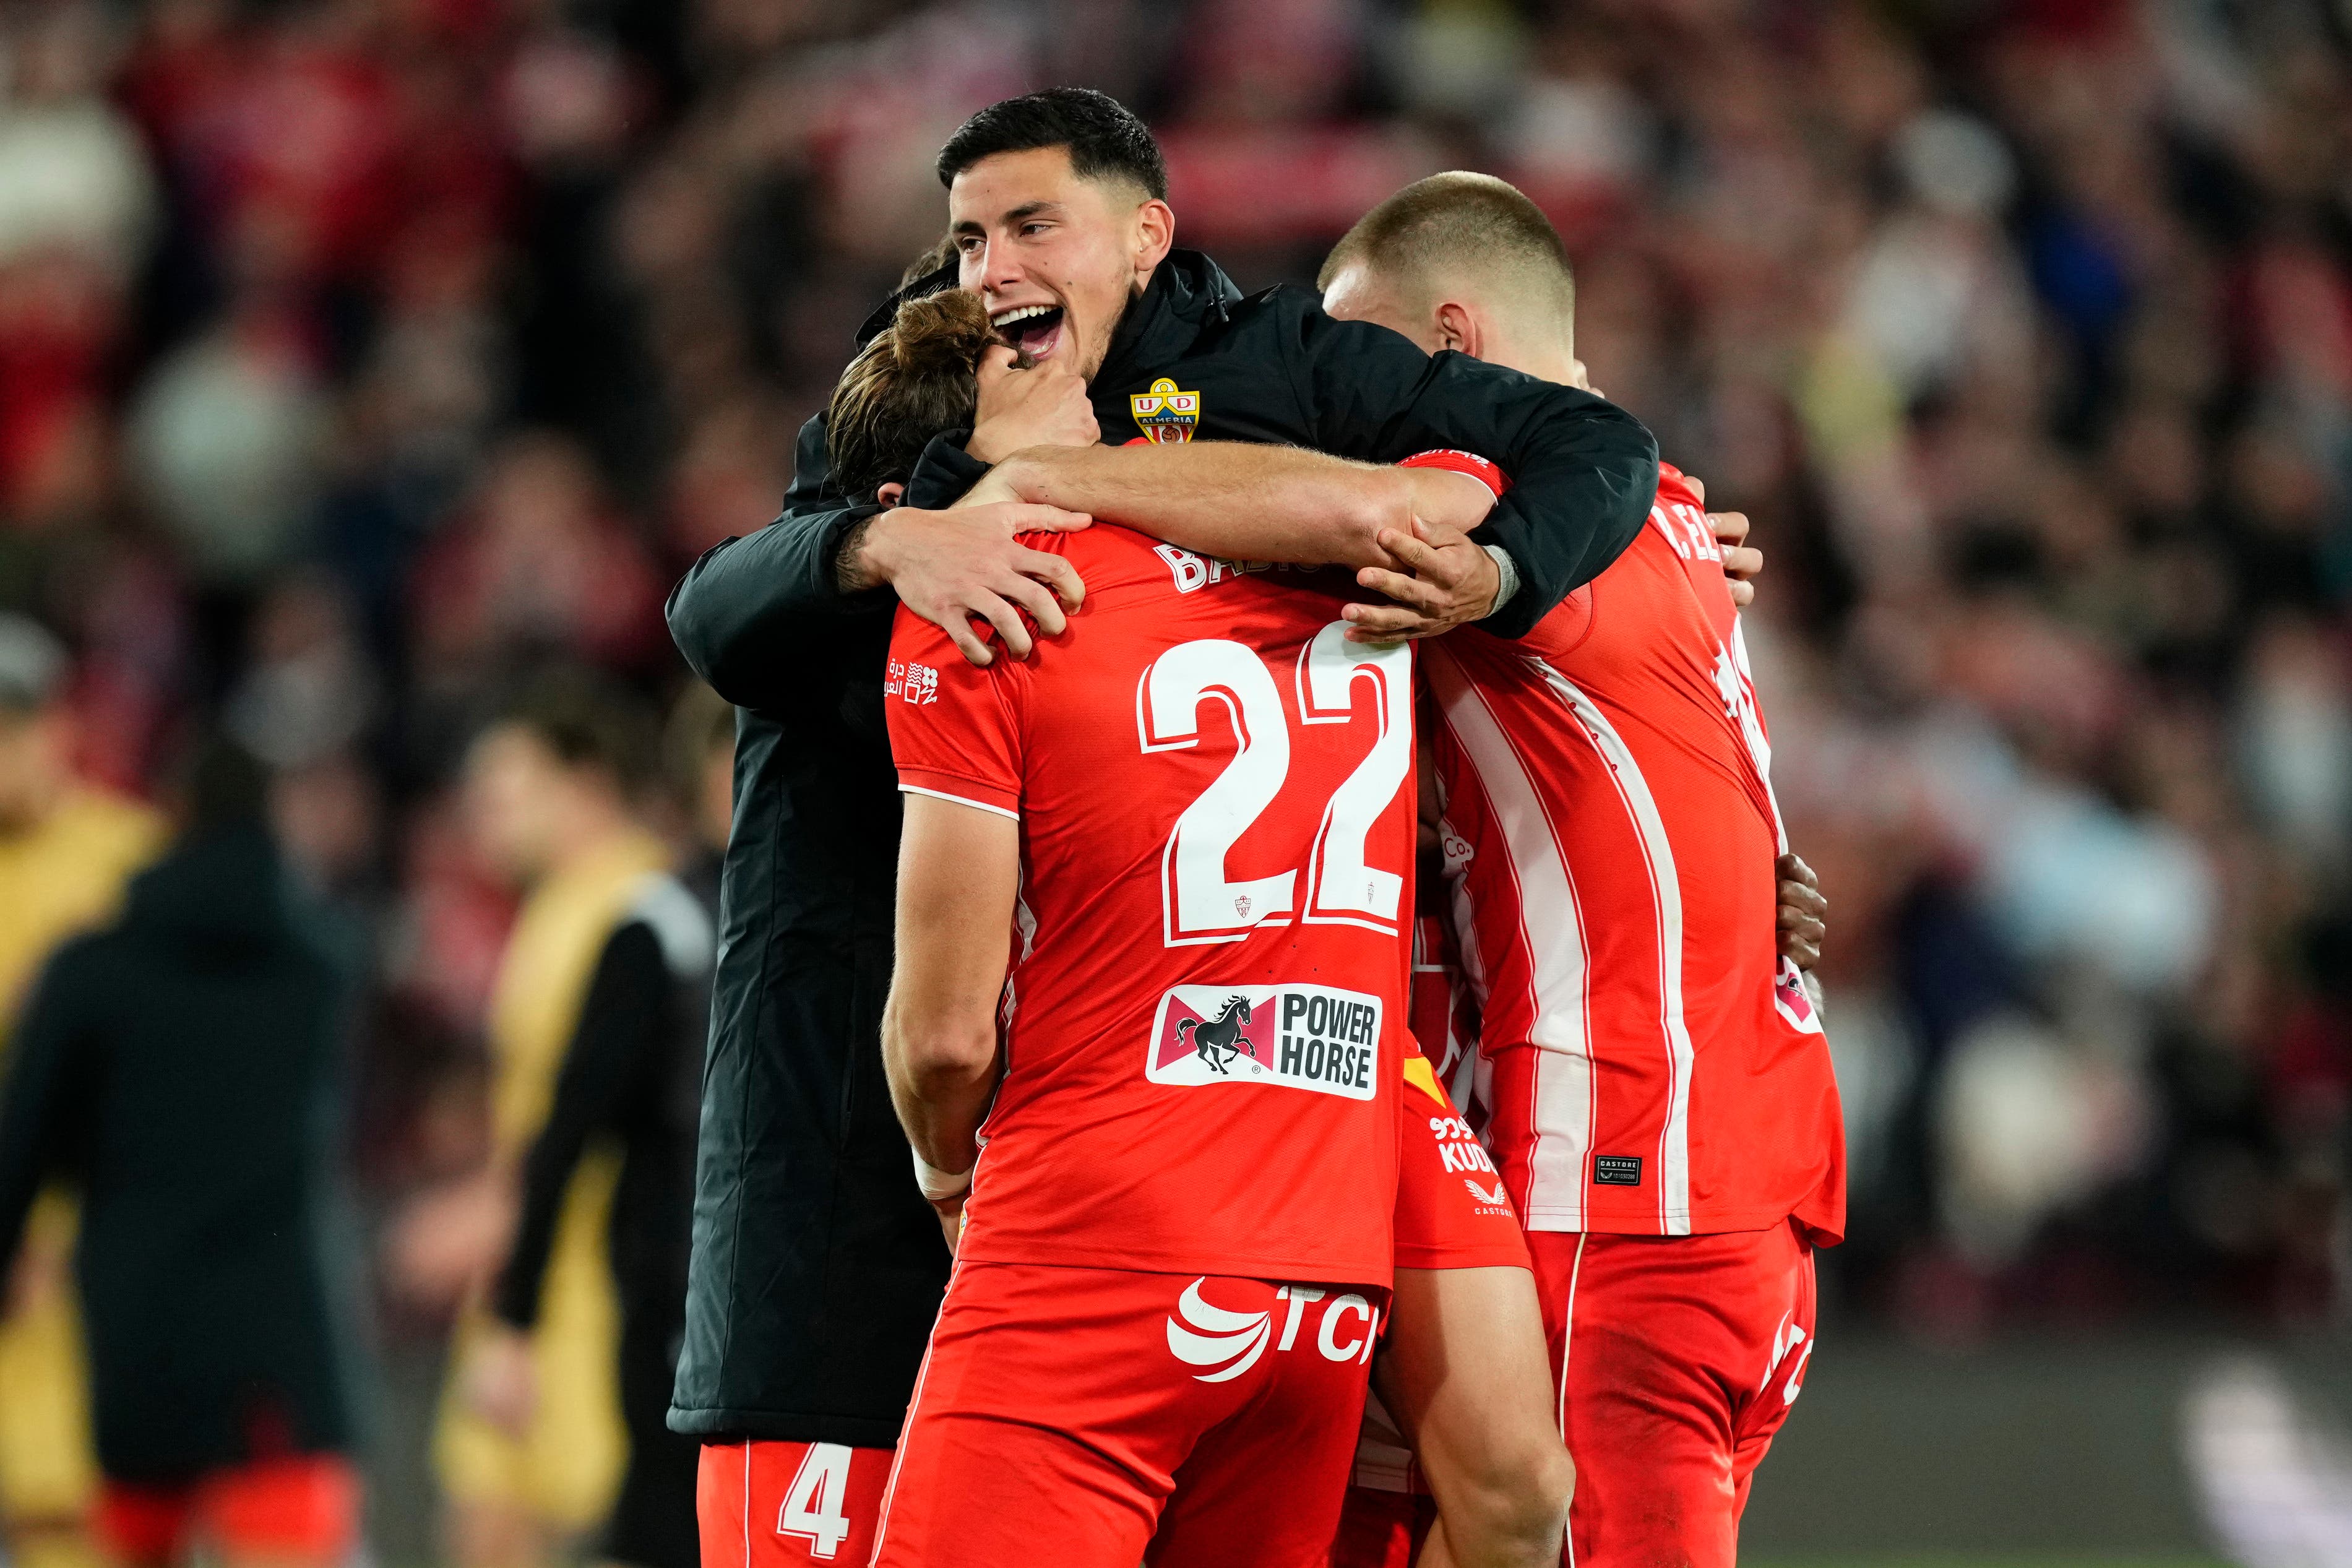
<box><xmin>1398</xmin><ymin>449</ymin><xmax>1510</xmax><ymax>497</ymax></box>
<box><xmin>885</xmin><ymin>604</ymin><xmax>1027</xmax><ymax>819</ymax></box>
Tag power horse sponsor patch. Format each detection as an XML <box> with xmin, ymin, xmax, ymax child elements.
<box><xmin>1147</xmin><ymin>983</ymin><xmax>1381</xmax><ymax>1098</ymax></box>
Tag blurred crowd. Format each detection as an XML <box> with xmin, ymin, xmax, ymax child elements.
<box><xmin>0</xmin><ymin>0</ymin><xmax>2346</xmax><ymax>1429</ymax></box>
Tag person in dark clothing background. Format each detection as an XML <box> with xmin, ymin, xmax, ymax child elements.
<box><xmin>0</xmin><ymin>733</ymin><xmax>364</xmax><ymax>1568</ymax></box>
<box><xmin>449</xmin><ymin>677</ymin><xmax>715</xmax><ymax>1568</ymax></box>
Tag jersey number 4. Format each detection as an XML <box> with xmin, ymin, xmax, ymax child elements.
<box><xmin>777</xmin><ymin>1442</ymin><xmax>855</xmax><ymax>1559</ymax></box>
<box><xmin>1138</xmin><ymin>623</ymin><xmax>1410</xmax><ymax>947</ymax></box>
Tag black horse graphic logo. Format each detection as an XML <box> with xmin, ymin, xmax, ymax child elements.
<box><xmin>1176</xmin><ymin>996</ymin><xmax>1255</xmax><ymax>1075</ymax></box>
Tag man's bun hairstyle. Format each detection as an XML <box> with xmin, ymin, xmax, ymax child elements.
<box><xmin>936</xmin><ymin>87</ymin><xmax>1167</xmax><ymax>199</ymax></box>
<box><xmin>827</xmin><ymin>290</ymin><xmax>996</xmax><ymax>501</ymax></box>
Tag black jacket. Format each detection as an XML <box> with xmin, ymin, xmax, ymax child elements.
<box><xmin>491</xmin><ymin>859</ymin><xmax>715</xmax><ymax>1348</ymax></box>
<box><xmin>0</xmin><ymin>822</ymin><xmax>361</xmax><ymax>1483</ymax></box>
<box><xmin>665</xmin><ymin>249</ymin><xmax>1658</xmax><ymax>1444</ymax></box>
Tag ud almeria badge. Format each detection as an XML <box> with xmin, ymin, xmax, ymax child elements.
<box><xmin>1130</xmin><ymin>377</ymin><xmax>1200</xmax><ymax>443</ymax></box>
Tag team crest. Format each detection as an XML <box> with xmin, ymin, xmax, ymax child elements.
<box><xmin>1130</xmin><ymin>377</ymin><xmax>1200</xmax><ymax>444</ymax></box>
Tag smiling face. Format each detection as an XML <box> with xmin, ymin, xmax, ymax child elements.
<box><xmin>949</xmin><ymin>145</ymin><xmax>1173</xmax><ymax>382</ymax></box>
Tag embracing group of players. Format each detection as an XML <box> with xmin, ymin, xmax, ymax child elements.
<box><xmin>667</xmin><ymin>87</ymin><xmax>1843</xmax><ymax>1568</ymax></box>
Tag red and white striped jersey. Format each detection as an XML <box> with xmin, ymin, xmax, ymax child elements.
<box><xmin>1412</xmin><ymin>455</ymin><xmax>1845</xmax><ymax>1243</ymax></box>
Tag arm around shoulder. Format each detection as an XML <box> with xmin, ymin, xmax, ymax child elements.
<box><xmin>1471</xmin><ymin>384</ymin><xmax>1656</xmax><ymax>638</ymax></box>
<box><xmin>665</xmin><ymin>412</ymin><xmax>895</xmax><ymax>707</ymax></box>
<box><xmin>993</xmin><ymin>441</ymin><xmax>1436</xmax><ymax>571</ymax></box>
<box><xmin>666</xmin><ymin>504</ymin><xmax>888</xmax><ymax>705</ymax></box>
<box><xmin>1283</xmin><ymin>300</ymin><xmax>1658</xmax><ymax>636</ymax></box>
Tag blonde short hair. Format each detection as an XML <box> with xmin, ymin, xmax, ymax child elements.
<box><xmin>1319</xmin><ymin>171</ymin><xmax>1575</xmax><ymax>321</ymax></box>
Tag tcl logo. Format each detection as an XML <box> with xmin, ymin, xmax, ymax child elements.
<box><xmin>1163</xmin><ymin>1278</ymin><xmax>1380</xmax><ymax>1383</ymax></box>
<box><xmin>1762</xmin><ymin>1313</ymin><xmax>1812</xmax><ymax>1407</ymax></box>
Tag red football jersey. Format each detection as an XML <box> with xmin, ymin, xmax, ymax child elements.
<box><xmin>885</xmin><ymin>525</ymin><xmax>1413</xmax><ymax>1287</ymax></box>
<box><xmin>1411</xmin><ymin>455</ymin><xmax>1845</xmax><ymax>1244</ymax></box>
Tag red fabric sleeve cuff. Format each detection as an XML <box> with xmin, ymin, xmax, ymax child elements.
<box><xmin>1399</xmin><ymin>449</ymin><xmax>1510</xmax><ymax>496</ymax></box>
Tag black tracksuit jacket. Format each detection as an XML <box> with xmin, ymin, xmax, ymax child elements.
<box><xmin>0</xmin><ymin>822</ymin><xmax>361</xmax><ymax>1483</ymax></box>
<box><xmin>665</xmin><ymin>248</ymin><xmax>1658</xmax><ymax>1445</ymax></box>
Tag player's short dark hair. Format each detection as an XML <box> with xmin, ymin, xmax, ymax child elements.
<box><xmin>936</xmin><ymin>87</ymin><xmax>1167</xmax><ymax>199</ymax></box>
<box><xmin>1319</xmin><ymin>171</ymin><xmax>1575</xmax><ymax>317</ymax></box>
<box><xmin>827</xmin><ymin>288</ymin><xmax>994</xmax><ymax>499</ymax></box>
<box><xmin>493</xmin><ymin>668</ymin><xmax>658</xmax><ymax>796</ymax></box>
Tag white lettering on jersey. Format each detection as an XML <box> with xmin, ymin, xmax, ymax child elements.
<box><xmin>884</xmin><ymin>658</ymin><xmax>938</xmax><ymax>705</ymax></box>
<box><xmin>1648</xmin><ymin>496</ymin><xmax>1723</xmax><ymax>563</ymax></box>
<box><xmin>1152</xmin><ymin>543</ymin><xmax>1279</xmax><ymax>594</ymax></box>
<box><xmin>1318</xmin><ymin>1293</ymin><xmax>1375</xmax><ymax>1361</ymax></box>
<box><xmin>1275</xmin><ymin>1286</ymin><xmax>1324</xmax><ymax>1350</ymax></box>
<box><xmin>1430</xmin><ymin>1114</ymin><xmax>1497</xmax><ymax>1175</ymax></box>
<box><xmin>1168</xmin><ymin>1282</ymin><xmax>1383</xmax><ymax>1382</ymax></box>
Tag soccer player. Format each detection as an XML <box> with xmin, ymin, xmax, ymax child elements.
<box><xmin>458</xmin><ymin>678</ymin><xmax>720</xmax><ymax>1568</ymax></box>
<box><xmin>421</xmin><ymin>675</ymin><xmax>686</xmax><ymax>1568</ymax></box>
<box><xmin>666</xmin><ymin>88</ymin><xmax>1658</xmax><ymax>1567</ymax></box>
<box><xmin>1317</xmin><ymin>174</ymin><xmax>1845</xmax><ymax>1568</ymax></box>
<box><xmin>0</xmin><ymin>617</ymin><xmax>162</xmax><ymax>1568</ymax></box>
<box><xmin>860</xmin><ymin>284</ymin><xmax>1429</xmax><ymax>1567</ymax></box>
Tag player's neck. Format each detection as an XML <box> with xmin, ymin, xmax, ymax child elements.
<box><xmin>1509</xmin><ymin>335</ymin><xmax>1582</xmax><ymax>390</ymax></box>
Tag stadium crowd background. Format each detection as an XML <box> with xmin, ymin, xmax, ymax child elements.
<box><xmin>1</xmin><ymin>0</ymin><xmax>2350</xmax><ymax>1556</ymax></box>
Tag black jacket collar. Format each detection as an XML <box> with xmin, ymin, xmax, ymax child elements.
<box><xmin>852</xmin><ymin>249</ymin><xmax>1244</xmax><ymax>379</ymax></box>
<box><xmin>1094</xmin><ymin>249</ymin><xmax>1241</xmax><ymax>389</ymax></box>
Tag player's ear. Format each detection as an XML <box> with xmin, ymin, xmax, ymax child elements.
<box><xmin>1432</xmin><ymin>301</ymin><xmax>1480</xmax><ymax>359</ymax></box>
<box><xmin>1131</xmin><ymin>197</ymin><xmax>1174</xmax><ymax>284</ymax></box>
<box><xmin>877</xmin><ymin>481</ymin><xmax>907</xmax><ymax>508</ymax></box>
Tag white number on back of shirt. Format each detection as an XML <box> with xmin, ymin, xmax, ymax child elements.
<box><xmin>777</xmin><ymin>1442</ymin><xmax>855</xmax><ymax>1559</ymax></box>
<box><xmin>1139</xmin><ymin>624</ymin><xmax>1411</xmax><ymax>947</ymax></box>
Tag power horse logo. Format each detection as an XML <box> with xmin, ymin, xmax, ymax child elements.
<box><xmin>1129</xmin><ymin>377</ymin><xmax>1200</xmax><ymax>444</ymax></box>
<box><xmin>1152</xmin><ymin>989</ymin><xmax>1271</xmax><ymax>1082</ymax></box>
<box><xmin>1175</xmin><ymin>996</ymin><xmax>1259</xmax><ymax>1076</ymax></box>
<box><xmin>1147</xmin><ymin>983</ymin><xmax>1382</xmax><ymax>1098</ymax></box>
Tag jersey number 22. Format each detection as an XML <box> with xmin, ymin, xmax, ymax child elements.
<box><xmin>1139</xmin><ymin>624</ymin><xmax>1410</xmax><ymax>947</ymax></box>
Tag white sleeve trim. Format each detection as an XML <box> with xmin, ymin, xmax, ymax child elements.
<box><xmin>900</xmin><ymin>783</ymin><xmax>1019</xmax><ymax>821</ymax></box>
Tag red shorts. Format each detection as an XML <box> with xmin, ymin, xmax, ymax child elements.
<box><xmin>98</xmin><ymin>1453</ymin><xmax>360</xmax><ymax>1565</ymax></box>
<box><xmin>697</xmin><ymin>1439</ymin><xmax>894</xmax><ymax>1566</ymax></box>
<box><xmin>1540</xmin><ymin>1221</ymin><xmax>1816</xmax><ymax>1568</ymax></box>
<box><xmin>872</xmin><ymin>1260</ymin><xmax>1382</xmax><ymax>1568</ymax></box>
<box><xmin>1326</xmin><ymin>1464</ymin><xmax>1436</xmax><ymax>1568</ymax></box>
<box><xmin>1395</xmin><ymin>1049</ymin><xmax>1528</xmax><ymax>1272</ymax></box>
